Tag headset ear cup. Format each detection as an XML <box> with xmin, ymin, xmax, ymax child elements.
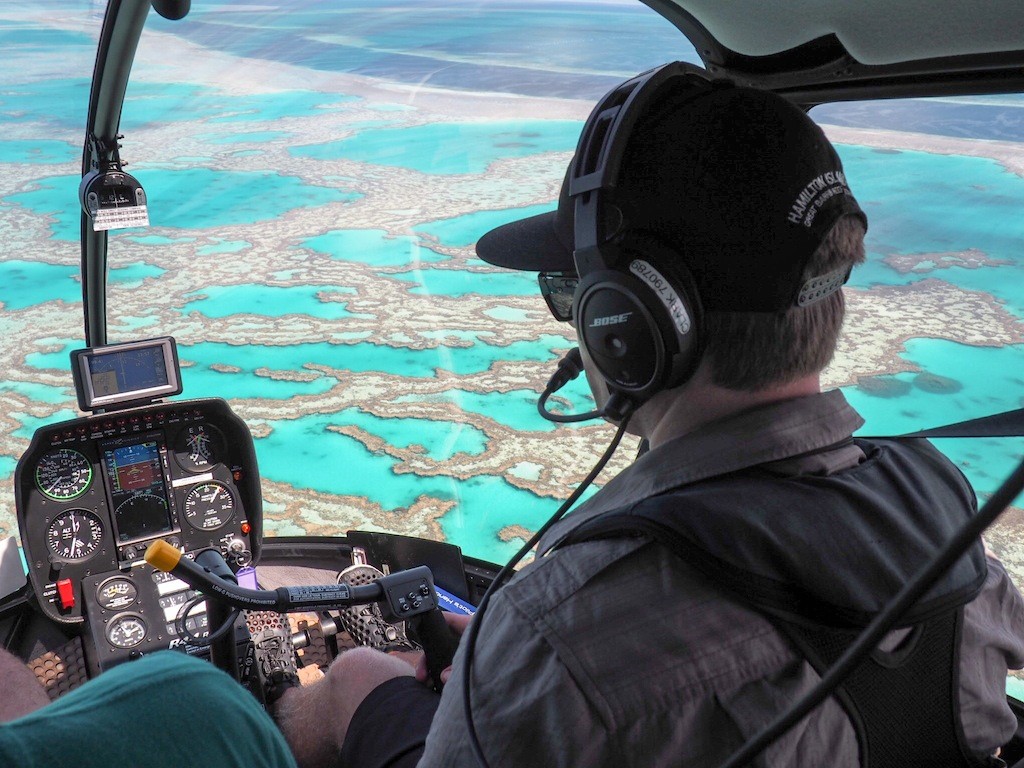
<box><xmin>623</xmin><ymin>240</ymin><xmax>703</xmax><ymax>390</ymax></box>
<box><xmin>574</xmin><ymin>270</ymin><xmax>667</xmax><ymax>399</ymax></box>
<box><xmin>576</xmin><ymin>237</ymin><xmax>703</xmax><ymax>398</ymax></box>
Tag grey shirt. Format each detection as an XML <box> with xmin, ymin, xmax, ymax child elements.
<box><xmin>419</xmin><ymin>391</ymin><xmax>1024</xmax><ymax>767</ymax></box>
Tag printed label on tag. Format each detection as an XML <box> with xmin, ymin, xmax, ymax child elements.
<box><xmin>629</xmin><ymin>259</ymin><xmax>691</xmax><ymax>336</ymax></box>
<box><xmin>92</xmin><ymin>205</ymin><xmax>150</xmax><ymax>232</ymax></box>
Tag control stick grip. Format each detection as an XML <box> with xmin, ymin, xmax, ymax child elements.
<box><xmin>411</xmin><ymin>608</ymin><xmax>462</xmax><ymax>692</ymax></box>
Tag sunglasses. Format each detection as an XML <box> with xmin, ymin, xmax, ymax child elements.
<box><xmin>538</xmin><ymin>273</ymin><xmax>578</xmax><ymax>323</ymax></box>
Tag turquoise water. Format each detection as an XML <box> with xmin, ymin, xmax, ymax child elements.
<box><xmin>0</xmin><ymin>78</ymin><xmax>91</xmax><ymax>128</ymax></box>
<box><xmin>4</xmin><ymin>3</ymin><xmax>1024</xmax><ymax>568</ymax></box>
<box><xmin>18</xmin><ymin>335</ymin><xmax>573</xmax><ymax>407</ymax></box>
<box><xmin>13</xmin><ymin>409</ymin><xmax>78</xmax><ymax>440</ymax></box>
<box><xmin>198</xmin><ymin>130</ymin><xmax>294</xmax><ymax>144</ymax></box>
<box><xmin>329</xmin><ymin>408</ymin><xmax>488</xmax><ymax>461</ymax></box>
<box><xmin>179</xmin><ymin>336</ymin><xmax>573</xmax><ymax>381</ymax></box>
<box><xmin>255</xmin><ymin>414</ymin><xmax>561</xmax><ymax>562</ymax></box>
<box><xmin>289</xmin><ymin>120</ymin><xmax>583</xmax><ymax>175</ymax></box>
<box><xmin>123</xmin><ymin>235</ymin><xmax>196</xmax><ymax>246</ymax></box>
<box><xmin>301</xmin><ymin>229</ymin><xmax>440</xmax><ymax>265</ymax></box>
<box><xmin>387</xmin><ymin>268</ymin><xmax>539</xmax><ymax>297</ymax></box>
<box><xmin>415</xmin><ymin>203</ymin><xmax>556</xmax><ymax>248</ymax></box>
<box><xmin>122</xmin><ymin>82</ymin><xmax>357</xmax><ymax>126</ymax></box>
<box><xmin>156</xmin><ymin>0</ymin><xmax>698</xmax><ymax>100</ymax></box>
<box><xmin>846</xmin><ymin>339</ymin><xmax>1024</xmax><ymax>498</ymax></box>
<box><xmin>5</xmin><ymin>168</ymin><xmax>360</xmax><ymax>240</ymax></box>
<box><xmin>182</xmin><ymin>284</ymin><xmax>358</xmax><ymax>319</ymax></box>
<box><xmin>396</xmin><ymin>386</ymin><xmax>596</xmax><ymax>433</ymax></box>
<box><xmin>197</xmin><ymin>240</ymin><xmax>251</xmax><ymax>255</ymax></box>
<box><xmin>111</xmin><ymin>262</ymin><xmax>166</xmax><ymax>285</ymax></box>
<box><xmin>0</xmin><ymin>261</ymin><xmax>163</xmax><ymax>309</ymax></box>
<box><xmin>837</xmin><ymin>145</ymin><xmax>1024</xmax><ymax>316</ymax></box>
<box><xmin>0</xmin><ymin>139</ymin><xmax>77</xmax><ymax>164</ymax></box>
<box><xmin>0</xmin><ymin>381</ymin><xmax>71</xmax><ymax>405</ymax></box>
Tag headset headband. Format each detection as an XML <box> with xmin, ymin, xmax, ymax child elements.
<box><xmin>568</xmin><ymin>62</ymin><xmax>712</xmax><ymax>276</ymax></box>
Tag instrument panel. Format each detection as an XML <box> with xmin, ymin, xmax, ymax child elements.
<box><xmin>15</xmin><ymin>398</ymin><xmax>262</xmax><ymax>669</ymax></box>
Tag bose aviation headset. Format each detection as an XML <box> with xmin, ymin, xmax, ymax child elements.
<box><xmin>568</xmin><ymin>62</ymin><xmax>714</xmax><ymax>414</ymax></box>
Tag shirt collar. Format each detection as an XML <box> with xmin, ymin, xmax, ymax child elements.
<box><xmin>540</xmin><ymin>389</ymin><xmax>864</xmax><ymax>553</ymax></box>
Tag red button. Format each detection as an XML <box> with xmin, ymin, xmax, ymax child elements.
<box><xmin>56</xmin><ymin>579</ymin><xmax>75</xmax><ymax>610</ymax></box>
<box><xmin>240</xmin><ymin>522</ymin><xmax>251</xmax><ymax>535</ymax></box>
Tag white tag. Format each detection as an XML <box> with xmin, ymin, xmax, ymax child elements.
<box><xmin>92</xmin><ymin>205</ymin><xmax>150</xmax><ymax>232</ymax></box>
<box><xmin>629</xmin><ymin>259</ymin><xmax>691</xmax><ymax>336</ymax></box>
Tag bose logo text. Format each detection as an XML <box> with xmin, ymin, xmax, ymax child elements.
<box><xmin>589</xmin><ymin>313</ymin><xmax>632</xmax><ymax>328</ymax></box>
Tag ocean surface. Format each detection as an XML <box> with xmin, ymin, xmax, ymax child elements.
<box><xmin>0</xmin><ymin>1</ymin><xmax>1022</xmax><ymax>568</ymax></box>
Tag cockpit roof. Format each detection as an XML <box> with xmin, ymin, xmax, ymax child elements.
<box><xmin>650</xmin><ymin>0</ymin><xmax>1024</xmax><ymax>99</ymax></box>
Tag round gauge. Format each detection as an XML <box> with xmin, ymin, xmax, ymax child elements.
<box><xmin>173</xmin><ymin>424</ymin><xmax>225</xmax><ymax>472</ymax></box>
<box><xmin>96</xmin><ymin>578</ymin><xmax>138</xmax><ymax>610</ymax></box>
<box><xmin>106</xmin><ymin>614</ymin><xmax>146</xmax><ymax>649</ymax></box>
<box><xmin>184</xmin><ymin>482</ymin><xmax>235</xmax><ymax>531</ymax></box>
<box><xmin>35</xmin><ymin>448</ymin><xmax>93</xmax><ymax>501</ymax></box>
<box><xmin>46</xmin><ymin>509</ymin><xmax>103</xmax><ymax>562</ymax></box>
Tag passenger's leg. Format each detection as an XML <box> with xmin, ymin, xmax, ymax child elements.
<box><xmin>0</xmin><ymin>648</ymin><xmax>49</xmax><ymax>721</ymax></box>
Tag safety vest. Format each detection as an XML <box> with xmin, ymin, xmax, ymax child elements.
<box><xmin>553</xmin><ymin>438</ymin><xmax>990</xmax><ymax>768</ymax></box>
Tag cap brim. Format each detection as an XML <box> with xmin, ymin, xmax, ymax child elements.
<box><xmin>475</xmin><ymin>210</ymin><xmax>576</xmax><ymax>273</ymax></box>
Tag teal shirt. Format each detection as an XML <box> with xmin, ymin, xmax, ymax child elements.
<box><xmin>0</xmin><ymin>651</ymin><xmax>297</xmax><ymax>768</ymax></box>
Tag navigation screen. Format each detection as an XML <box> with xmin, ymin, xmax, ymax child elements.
<box><xmin>102</xmin><ymin>438</ymin><xmax>173</xmax><ymax>542</ymax></box>
<box><xmin>89</xmin><ymin>345</ymin><xmax>168</xmax><ymax>398</ymax></box>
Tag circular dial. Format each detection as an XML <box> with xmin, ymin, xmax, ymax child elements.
<box><xmin>106</xmin><ymin>614</ymin><xmax>146</xmax><ymax>649</ymax></box>
<box><xmin>96</xmin><ymin>578</ymin><xmax>138</xmax><ymax>610</ymax></box>
<box><xmin>183</xmin><ymin>482</ymin><xmax>235</xmax><ymax>531</ymax></box>
<box><xmin>35</xmin><ymin>449</ymin><xmax>93</xmax><ymax>501</ymax></box>
<box><xmin>46</xmin><ymin>509</ymin><xmax>103</xmax><ymax>561</ymax></box>
<box><xmin>173</xmin><ymin>424</ymin><xmax>225</xmax><ymax>472</ymax></box>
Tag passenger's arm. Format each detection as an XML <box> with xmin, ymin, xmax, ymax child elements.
<box><xmin>417</xmin><ymin>587</ymin><xmax>612</xmax><ymax>767</ymax></box>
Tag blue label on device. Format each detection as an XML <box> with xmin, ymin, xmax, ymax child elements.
<box><xmin>435</xmin><ymin>586</ymin><xmax>476</xmax><ymax>615</ymax></box>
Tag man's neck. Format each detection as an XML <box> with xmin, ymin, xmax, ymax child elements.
<box><xmin>638</xmin><ymin>369</ymin><xmax>822</xmax><ymax>449</ymax></box>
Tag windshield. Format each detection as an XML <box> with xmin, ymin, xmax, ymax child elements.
<box><xmin>0</xmin><ymin>1</ymin><xmax>1021</xmax><ymax>584</ymax></box>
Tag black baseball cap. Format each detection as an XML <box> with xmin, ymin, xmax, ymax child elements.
<box><xmin>476</xmin><ymin>78</ymin><xmax>866</xmax><ymax>312</ymax></box>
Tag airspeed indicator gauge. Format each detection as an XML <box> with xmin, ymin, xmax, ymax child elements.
<box><xmin>36</xmin><ymin>449</ymin><xmax>93</xmax><ymax>501</ymax></box>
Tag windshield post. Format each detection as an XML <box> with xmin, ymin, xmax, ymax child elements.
<box><xmin>80</xmin><ymin>0</ymin><xmax>174</xmax><ymax>346</ymax></box>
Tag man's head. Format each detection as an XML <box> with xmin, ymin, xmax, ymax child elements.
<box><xmin>478</xmin><ymin>63</ymin><xmax>866</xmax><ymax>407</ymax></box>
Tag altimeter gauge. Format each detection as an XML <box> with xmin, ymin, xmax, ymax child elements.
<box><xmin>35</xmin><ymin>448</ymin><xmax>93</xmax><ymax>501</ymax></box>
<box><xmin>183</xmin><ymin>482</ymin><xmax>235</xmax><ymax>531</ymax></box>
<box><xmin>46</xmin><ymin>509</ymin><xmax>104</xmax><ymax>562</ymax></box>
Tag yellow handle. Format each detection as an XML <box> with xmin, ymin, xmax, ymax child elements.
<box><xmin>144</xmin><ymin>539</ymin><xmax>182</xmax><ymax>572</ymax></box>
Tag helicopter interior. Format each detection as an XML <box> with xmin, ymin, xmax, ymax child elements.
<box><xmin>1</xmin><ymin>0</ymin><xmax>1024</xmax><ymax>766</ymax></box>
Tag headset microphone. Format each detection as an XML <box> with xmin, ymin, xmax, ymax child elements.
<box><xmin>537</xmin><ymin>348</ymin><xmax>631</xmax><ymax>423</ymax></box>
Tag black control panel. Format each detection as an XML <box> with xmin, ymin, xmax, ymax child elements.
<box><xmin>15</xmin><ymin>398</ymin><xmax>262</xmax><ymax>667</ymax></box>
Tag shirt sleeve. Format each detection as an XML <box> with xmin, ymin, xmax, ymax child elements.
<box><xmin>959</xmin><ymin>555</ymin><xmax>1024</xmax><ymax>757</ymax></box>
<box><xmin>417</xmin><ymin>584</ymin><xmax>613</xmax><ymax>768</ymax></box>
<box><xmin>340</xmin><ymin>676</ymin><xmax>442</xmax><ymax>768</ymax></box>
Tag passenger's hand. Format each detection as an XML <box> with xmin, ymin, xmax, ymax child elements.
<box><xmin>277</xmin><ymin>647</ymin><xmax>414</xmax><ymax>767</ymax></box>
<box><xmin>414</xmin><ymin>611</ymin><xmax>472</xmax><ymax>687</ymax></box>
